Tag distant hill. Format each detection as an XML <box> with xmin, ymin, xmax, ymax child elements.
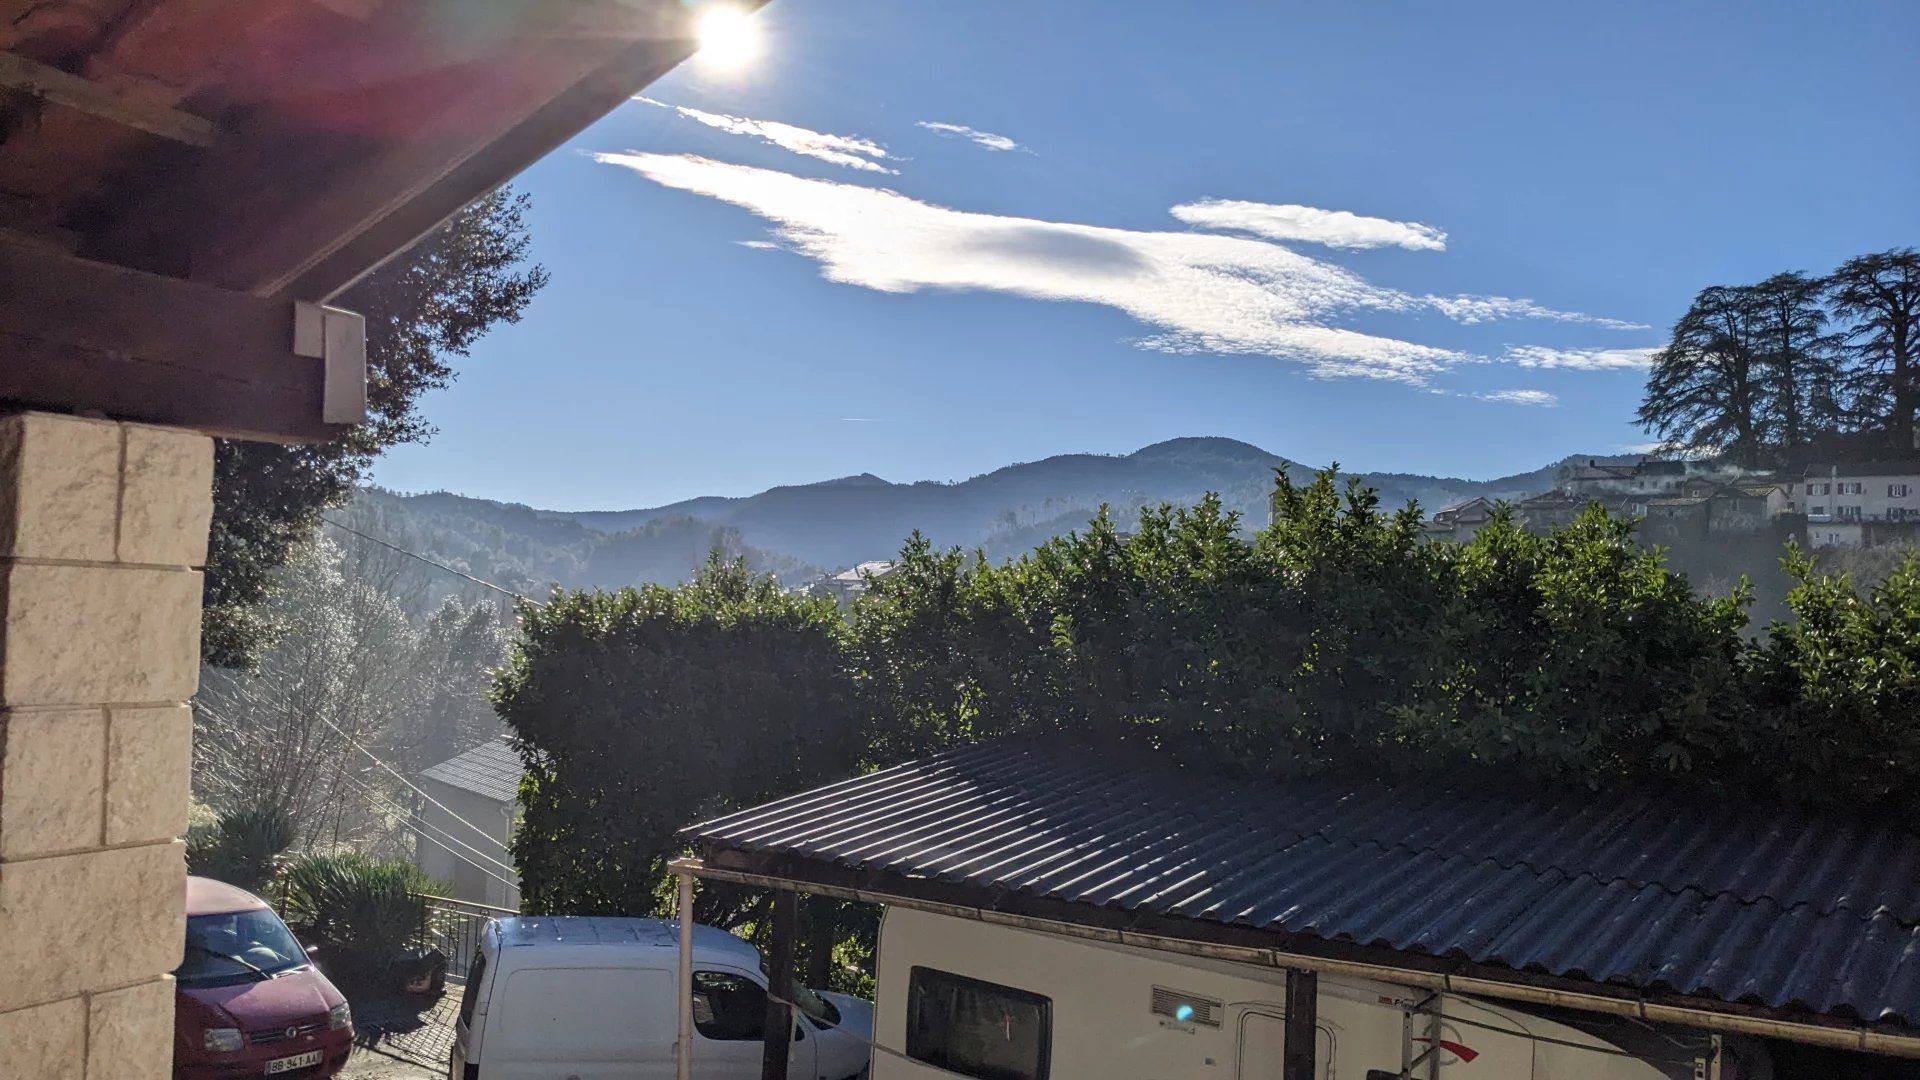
<box><xmin>351</xmin><ymin>438</ymin><xmax>1627</xmax><ymax>593</ymax></box>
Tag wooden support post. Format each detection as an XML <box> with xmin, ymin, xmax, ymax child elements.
<box><xmin>677</xmin><ymin>870</ymin><xmax>695</xmax><ymax>1080</ymax></box>
<box><xmin>761</xmin><ymin>890</ymin><xmax>798</xmax><ymax>1080</ymax></box>
<box><xmin>1284</xmin><ymin>968</ymin><xmax>1318</xmax><ymax>1080</ymax></box>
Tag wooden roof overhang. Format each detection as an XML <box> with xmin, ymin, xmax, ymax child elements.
<box><xmin>0</xmin><ymin>0</ymin><xmax>747</xmax><ymax>442</ymax></box>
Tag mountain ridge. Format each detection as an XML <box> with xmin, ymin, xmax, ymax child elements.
<box><xmin>361</xmin><ymin>438</ymin><xmax>1628</xmax><ymax>589</ymax></box>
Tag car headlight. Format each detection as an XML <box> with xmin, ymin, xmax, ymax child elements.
<box><xmin>203</xmin><ymin>1028</ymin><xmax>244</xmax><ymax>1053</ymax></box>
<box><xmin>327</xmin><ymin>1001</ymin><xmax>351</xmax><ymax>1031</ymax></box>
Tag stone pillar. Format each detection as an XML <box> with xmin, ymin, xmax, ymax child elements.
<box><xmin>0</xmin><ymin>411</ymin><xmax>211</xmax><ymax>1080</ymax></box>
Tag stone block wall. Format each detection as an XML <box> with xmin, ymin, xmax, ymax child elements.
<box><xmin>0</xmin><ymin>410</ymin><xmax>211</xmax><ymax>1080</ymax></box>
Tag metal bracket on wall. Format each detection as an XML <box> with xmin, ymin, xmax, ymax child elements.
<box><xmin>293</xmin><ymin>301</ymin><xmax>367</xmax><ymax>425</ymax></box>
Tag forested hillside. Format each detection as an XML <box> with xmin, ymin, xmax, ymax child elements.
<box><xmin>357</xmin><ymin>437</ymin><xmax>1618</xmax><ymax>589</ymax></box>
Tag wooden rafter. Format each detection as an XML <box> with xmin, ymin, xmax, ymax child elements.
<box><xmin>0</xmin><ymin>235</ymin><xmax>342</xmax><ymax>442</ymax></box>
<box><xmin>0</xmin><ymin>50</ymin><xmax>218</xmax><ymax>146</ymax></box>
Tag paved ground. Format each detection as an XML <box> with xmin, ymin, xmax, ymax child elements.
<box><xmin>338</xmin><ymin>983</ymin><xmax>459</xmax><ymax>1080</ymax></box>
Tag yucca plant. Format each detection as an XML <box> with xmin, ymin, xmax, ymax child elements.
<box><xmin>283</xmin><ymin>853</ymin><xmax>442</xmax><ymax>986</ymax></box>
<box><xmin>185</xmin><ymin>804</ymin><xmax>294</xmax><ymax>893</ymax></box>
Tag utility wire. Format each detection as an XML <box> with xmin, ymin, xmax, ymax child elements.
<box><xmin>320</xmin><ymin>516</ymin><xmax>540</xmax><ymax>605</ymax></box>
<box><xmin>192</xmin><ymin>697</ymin><xmax>521</xmax><ymax>892</ymax></box>
<box><xmin>310</xmin><ymin>709</ymin><xmax>519</xmax><ymax>859</ymax></box>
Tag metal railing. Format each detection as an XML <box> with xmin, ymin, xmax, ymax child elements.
<box><xmin>415</xmin><ymin>892</ymin><xmax>517</xmax><ymax>979</ymax></box>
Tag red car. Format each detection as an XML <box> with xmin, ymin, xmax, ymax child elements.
<box><xmin>174</xmin><ymin>876</ymin><xmax>354</xmax><ymax>1078</ymax></box>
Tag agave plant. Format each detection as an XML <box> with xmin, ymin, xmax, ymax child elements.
<box><xmin>283</xmin><ymin>853</ymin><xmax>443</xmax><ymax>986</ymax></box>
<box><xmin>185</xmin><ymin>804</ymin><xmax>294</xmax><ymax>893</ymax></box>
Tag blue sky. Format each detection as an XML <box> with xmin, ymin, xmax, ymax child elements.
<box><xmin>371</xmin><ymin>0</ymin><xmax>1920</xmax><ymax>510</ymax></box>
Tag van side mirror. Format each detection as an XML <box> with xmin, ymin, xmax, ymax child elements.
<box><xmin>305</xmin><ymin>944</ymin><xmax>319</xmax><ymax>957</ymax></box>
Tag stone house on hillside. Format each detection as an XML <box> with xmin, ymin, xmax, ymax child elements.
<box><xmin>1801</xmin><ymin>461</ymin><xmax>1920</xmax><ymax>548</ymax></box>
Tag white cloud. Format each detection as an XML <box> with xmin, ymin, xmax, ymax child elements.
<box><xmin>595</xmin><ymin>152</ymin><xmax>1641</xmax><ymax>386</ymax></box>
<box><xmin>1504</xmin><ymin>345</ymin><xmax>1660</xmax><ymax>370</ymax></box>
<box><xmin>736</xmin><ymin>239</ymin><xmax>782</xmax><ymax>250</ymax></box>
<box><xmin>636</xmin><ymin>97</ymin><xmax>896</xmax><ymax>174</ymax></box>
<box><xmin>1426</xmin><ymin>297</ymin><xmax>1649</xmax><ymax>330</ymax></box>
<box><xmin>1171</xmin><ymin>198</ymin><xmax>1447</xmax><ymax>252</ymax></box>
<box><xmin>917</xmin><ymin>121</ymin><xmax>1022</xmax><ymax>152</ymax></box>
<box><xmin>1470</xmin><ymin>389</ymin><xmax>1560</xmax><ymax>407</ymax></box>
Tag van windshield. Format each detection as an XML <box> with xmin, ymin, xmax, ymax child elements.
<box><xmin>786</xmin><ymin>979</ymin><xmax>840</xmax><ymax>1028</ymax></box>
<box><xmin>176</xmin><ymin>909</ymin><xmax>309</xmax><ymax>987</ymax></box>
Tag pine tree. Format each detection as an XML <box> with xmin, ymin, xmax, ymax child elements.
<box><xmin>1748</xmin><ymin>271</ymin><xmax>1841</xmax><ymax>452</ymax></box>
<box><xmin>1827</xmin><ymin>249</ymin><xmax>1920</xmax><ymax>452</ymax></box>
<box><xmin>1637</xmin><ymin>285</ymin><xmax>1768</xmax><ymax>464</ymax></box>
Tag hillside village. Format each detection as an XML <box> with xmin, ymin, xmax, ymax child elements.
<box><xmin>1425</xmin><ymin>456</ymin><xmax>1920</xmax><ymax>550</ymax></box>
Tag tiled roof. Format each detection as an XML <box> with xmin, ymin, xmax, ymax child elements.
<box><xmin>686</xmin><ymin>739</ymin><xmax>1920</xmax><ymax>1027</ymax></box>
<box><xmin>420</xmin><ymin>739</ymin><xmax>523</xmax><ymax>804</ymax></box>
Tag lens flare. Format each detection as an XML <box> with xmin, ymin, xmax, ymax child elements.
<box><xmin>696</xmin><ymin>5</ymin><xmax>763</xmax><ymax>73</ymax></box>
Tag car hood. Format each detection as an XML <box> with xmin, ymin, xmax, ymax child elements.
<box><xmin>818</xmin><ymin>990</ymin><xmax>874</xmax><ymax>1040</ymax></box>
<box><xmin>179</xmin><ymin>967</ymin><xmax>342</xmax><ymax>1028</ymax></box>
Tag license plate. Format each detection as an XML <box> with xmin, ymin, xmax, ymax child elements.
<box><xmin>264</xmin><ymin>1049</ymin><xmax>323</xmax><ymax>1074</ymax></box>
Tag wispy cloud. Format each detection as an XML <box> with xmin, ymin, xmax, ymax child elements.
<box><xmin>736</xmin><ymin>239</ymin><xmax>782</xmax><ymax>250</ymax></box>
<box><xmin>1430</xmin><ymin>299</ymin><xmax>1649</xmax><ymax>331</ymax></box>
<box><xmin>917</xmin><ymin>121</ymin><xmax>1022</xmax><ymax>152</ymax></box>
<box><xmin>1469</xmin><ymin>389</ymin><xmax>1560</xmax><ymax>407</ymax></box>
<box><xmin>596</xmin><ymin>152</ymin><xmax>1640</xmax><ymax>386</ymax></box>
<box><xmin>1505</xmin><ymin>345</ymin><xmax>1660</xmax><ymax>370</ymax></box>
<box><xmin>1172</xmin><ymin>198</ymin><xmax>1447</xmax><ymax>252</ymax></box>
<box><xmin>635</xmin><ymin>97</ymin><xmax>896</xmax><ymax>174</ymax></box>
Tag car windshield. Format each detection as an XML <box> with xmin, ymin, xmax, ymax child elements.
<box><xmin>176</xmin><ymin>908</ymin><xmax>308</xmax><ymax>987</ymax></box>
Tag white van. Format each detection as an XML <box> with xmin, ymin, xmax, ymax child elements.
<box><xmin>450</xmin><ymin>916</ymin><xmax>874</xmax><ymax>1080</ymax></box>
<box><xmin>872</xmin><ymin>907</ymin><xmax>1769</xmax><ymax>1080</ymax></box>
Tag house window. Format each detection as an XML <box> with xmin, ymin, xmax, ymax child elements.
<box><xmin>1893</xmin><ymin>508</ymin><xmax>1908</xmax><ymax>522</ymax></box>
<box><xmin>1809</xmin><ymin>506</ymin><xmax>1826</xmax><ymax>516</ymax></box>
<box><xmin>907</xmin><ymin>967</ymin><xmax>1052</xmax><ymax>1080</ymax></box>
<box><xmin>1892</xmin><ymin>483</ymin><xmax>1911</xmax><ymax>498</ymax></box>
<box><xmin>1838</xmin><ymin>506</ymin><xmax>1863</xmax><ymax>520</ymax></box>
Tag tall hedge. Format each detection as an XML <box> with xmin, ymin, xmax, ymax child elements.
<box><xmin>494</xmin><ymin>557</ymin><xmax>857</xmax><ymax>916</ymax></box>
<box><xmin>502</xmin><ymin>469</ymin><xmax>1920</xmax><ymax>920</ymax></box>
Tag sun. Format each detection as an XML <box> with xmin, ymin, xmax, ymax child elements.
<box><xmin>695</xmin><ymin>5</ymin><xmax>763</xmax><ymax>73</ymax></box>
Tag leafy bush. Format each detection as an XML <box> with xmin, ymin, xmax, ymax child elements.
<box><xmin>185</xmin><ymin>804</ymin><xmax>294</xmax><ymax>893</ymax></box>
<box><xmin>283</xmin><ymin>853</ymin><xmax>440</xmax><ymax>985</ymax></box>
<box><xmin>495</xmin><ymin>556</ymin><xmax>858</xmax><ymax>919</ymax></box>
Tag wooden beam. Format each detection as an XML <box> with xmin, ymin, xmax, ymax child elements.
<box><xmin>760</xmin><ymin>890</ymin><xmax>796</xmax><ymax>1080</ymax></box>
<box><xmin>0</xmin><ymin>236</ymin><xmax>344</xmax><ymax>442</ymax></box>
<box><xmin>84</xmin><ymin>0</ymin><xmax>748</xmax><ymax>301</ymax></box>
<box><xmin>1284</xmin><ymin>969</ymin><xmax>1318</xmax><ymax>1080</ymax></box>
<box><xmin>0</xmin><ymin>50</ymin><xmax>218</xmax><ymax>146</ymax></box>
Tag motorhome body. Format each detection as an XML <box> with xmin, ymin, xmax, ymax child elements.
<box><xmin>872</xmin><ymin>906</ymin><xmax>1765</xmax><ymax>1079</ymax></box>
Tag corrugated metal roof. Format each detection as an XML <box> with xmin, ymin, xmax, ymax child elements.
<box><xmin>685</xmin><ymin>739</ymin><xmax>1920</xmax><ymax>1027</ymax></box>
<box><xmin>420</xmin><ymin>739</ymin><xmax>523</xmax><ymax>804</ymax></box>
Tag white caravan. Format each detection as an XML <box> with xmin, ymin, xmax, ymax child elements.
<box><xmin>450</xmin><ymin>915</ymin><xmax>874</xmax><ymax>1080</ymax></box>
<box><xmin>872</xmin><ymin>907</ymin><xmax>1770</xmax><ymax>1080</ymax></box>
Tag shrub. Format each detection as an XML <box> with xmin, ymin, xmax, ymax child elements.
<box><xmin>284</xmin><ymin>853</ymin><xmax>440</xmax><ymax>985</ymax></box>
<box><xmin>185</xmin><ymin>804</ymin><xmax>294</xmax><ymax>893</ymax></box>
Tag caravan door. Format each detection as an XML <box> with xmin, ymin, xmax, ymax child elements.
<box><xmin>1236</xmin><ymin>1008</ymin><xmax>1332</xmax><ymax>1080</ymax></box>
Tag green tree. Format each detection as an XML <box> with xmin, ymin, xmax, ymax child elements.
<box><xmin>1749</xmin><ymin>271</ymin><xmax>1841</xmax><ymax>450</ymax></box>
<box><xmin>1638</xmin><ymin>285</ymin><xmax>1768</xmax><ymax>463</ymax></box>
<box><xmin>203</xmin><ymin>189</ymin><xmax>547</xmax><ymax>667</ymax></box>
<box><xmin>1827</xmin><ymin>248</ymin><xmax>1920</xmax><ymax>451</ymax></box>
<box><xmin>494</xmin><ymin>557</ymin><xmax>858</xmax><ymax>918</ymax></box>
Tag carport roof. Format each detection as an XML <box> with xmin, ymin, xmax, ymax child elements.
<box><xmin>685</xmin><ymin>738</ymin><xmax>1920</xmax><ymax>1034</ymax></box>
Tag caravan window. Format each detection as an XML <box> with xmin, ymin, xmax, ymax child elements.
<box><xmin>905</xmin><ymin>966</ymin><xmax>1051</xmax><ymax>1080</ymax></box>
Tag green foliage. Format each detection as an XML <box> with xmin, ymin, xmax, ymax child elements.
<box><xmin>502</xmin><ymin>472</ymin><xmax>1920</xmax><ymax>991</ymax></box>
<box><xmin>495</xmin><ymin>556</ymin><xmax>858</xmax><ymax>917</ymax></box>
<box><xmin>853</xmin><ymin>472</ymin><xmax>1760</xmax><ymax>798</ymax></box>
<box><xmin>1638</xmin><ymin>248</ymin><xmax>1919</xmax><ymax>462</ymax></box>
<box><xmin>204</xmin><ymin>189</ymin><xmax>548</xmax><ymax>668</ymax></box>
<box><xmin>185</xmin><ymin>804</ymin><xmax>294</xmax><ymax>893</ymax></box>
<box><xmin>283</xmin><ymin>853</ymin><xmax>440</xmax><ymax>985</ymax></box>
